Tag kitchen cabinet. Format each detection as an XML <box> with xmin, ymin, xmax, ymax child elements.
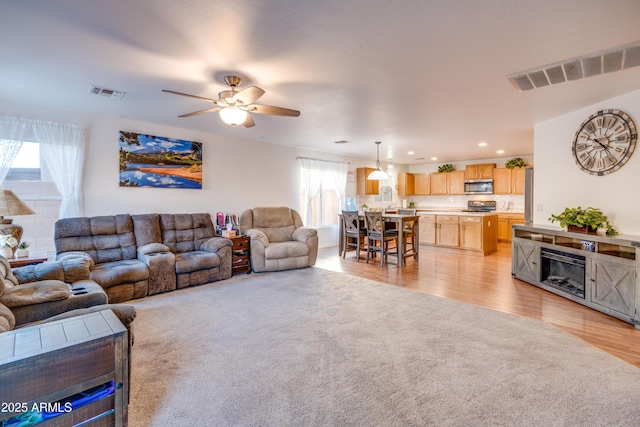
<box><xmin>419</xmin><ymin>212</ymin><xmax>498</xmax><ymax>255</ymax></box>
<box><xmin>459</xmin><ymin>216</ymin><xmax>483</xmax><ymax>250</ymax></box>
<box><xmin>430</xmin><ymin>171</ymin><xmax>465</xmax><ymax>195</ymax></box>
<box><xmin>418</xmin><ymin>214</ymin><xmax>436</xmax><ymax>245</ymax></box>
<box><xmin>397</xmin><ymin>172</ymin><xmax>415</xmax><ymax>196</ymax></box>
<box><xmin>436</xmin><ymin>215</ymin><xmax>460</xmax><ymax>247</ymax></box>
<box><xmin>464</xmin><ymin>163</ymin><xmax>496</xmax><ymax>180</ymax></box>
<box><xmin>498</xmin><ymin>213</ymin><xmax>525</xmax><ymax>242</ymax></box>
<box><xmin>356</xmin><ymin>168</ymin><xmax>379</xmax><ymax>195</ymax></box>
<box><xmin>414</xmin><ymin>173</ymin><xmax>431</xmax><ymax>195</ymax></box>
<box><xmin>493</xmin><ymin>167</ymin><xmax>528</xmax><ymax>194</ymax></box>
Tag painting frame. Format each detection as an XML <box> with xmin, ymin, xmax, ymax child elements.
<box><xmin>118</xmin><ymin>131</ymin><xmax>203</xmax><ymax>189</ymax></box>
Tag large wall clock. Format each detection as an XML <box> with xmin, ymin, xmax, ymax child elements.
<box><xmin>572</xmin><ymin>108</ymin><xmax>637</xmax><ymax>176</ymax></box>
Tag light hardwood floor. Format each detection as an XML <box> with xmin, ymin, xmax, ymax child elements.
<box><xmin>316</xmin><ymin>242</ymin><xmax>640</xmax><ymax>368</ymax></box>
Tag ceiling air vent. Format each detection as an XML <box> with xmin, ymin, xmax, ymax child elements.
<box><xmin>89</xmin><ymin>85</ymin><xmax>126</xmax><ymax>100</ymax></box>
<box><xmin>507</xmin><ymin>40</ymin><xmax>640</xmax><ymax>92</ymax></box>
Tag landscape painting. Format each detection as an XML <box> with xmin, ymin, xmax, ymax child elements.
<box><xmin>119</xmin><ymin>131</ymin><xmax>203</xmax><ymax>189</ymax></box>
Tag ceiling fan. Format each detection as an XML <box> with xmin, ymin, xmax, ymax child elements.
<box><xmin>162</xmin><ymin>75</ymin><xmax>300</xmax><ymax>128</ymax></box>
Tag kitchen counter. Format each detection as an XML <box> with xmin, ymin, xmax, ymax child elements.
<box><xmin>418</xmin><ymin>211</ymin><xmax>498</xmax><ymax>255</ymax></box>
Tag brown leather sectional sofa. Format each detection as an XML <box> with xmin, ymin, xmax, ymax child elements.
<box><xmin>54</xmin><ymin>213</ymin><xmax>233</xmax><ymax>303</ymax></box>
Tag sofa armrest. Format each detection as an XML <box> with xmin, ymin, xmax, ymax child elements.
<box><xmin>246</xmin><ymin>229</ymin><xmax>269</xmax><ymax>248</ymax></box>
<box><xmin>137</xmin><ymin>242</ymin><xmax>171</xmax><ymax>256</ymax></box>
<box><xmin>200</xmin><ymin>236</ymin><xmax>233</xmax><ymax>253</ymax></box>
<box><xmin>56</xmin><ymin>251</ymin><xmax>95</xmax><ymax>269</ymax></box>
<box><xmin>13</xmin><ymin>257</ymin><xmax>92</xmax><ymax>284</ymax></box>
<box><xmin>293</xmin><ymin>227</ymin><xmax>318</xmax><ymax>244</ymax></box>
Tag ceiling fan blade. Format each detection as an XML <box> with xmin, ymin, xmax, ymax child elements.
<box><xmin>162</xmin><ymin>89</ymin><xmax>217</xmax><ymax>103</ymax></box>
<box><xmin>233</xmin><ymin>85</ymin><xmax>265</xmax><ymax>105</ymax></box>
<box><xmin>242</xmin><ymin>114</ymin><xmax>256</xmax><ymax>128</ymax></box>
<box><xmin>250</xmin><ymin>104</ymin><xmax>300</xmax><ymax>117</ymax></box>
<box><xmin>178</xmin><ymin>107</ymin><xmax>222</xmax><ymax>118</ymax></box>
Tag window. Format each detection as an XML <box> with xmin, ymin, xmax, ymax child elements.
<box><xmin>5</xmin><ymin>141</ymin><xmax>41</xmax><ymax>181</ymax></box>
<box><xmin>303</xmin><ymin>172</ymin><xmax>340</xmax><ymax>228</ymax></box>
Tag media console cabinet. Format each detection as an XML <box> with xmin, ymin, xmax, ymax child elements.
<box><xmin>512</xmin><ymin>224</ymin><xmax>640</xmax><ymax>328</ymax></box>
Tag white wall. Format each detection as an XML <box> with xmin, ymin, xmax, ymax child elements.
<box><xmin>0</xmin><ymin>98</ymin><xmax>375</xmax><ymax>249</ymax></box>
<box><xmin>534</xmin><ymin>88</ymin><xmax>640</xmax><ymax>236</ymax></box>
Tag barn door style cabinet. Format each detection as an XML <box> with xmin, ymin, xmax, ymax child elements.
<box><xmin>0</xmin><ymin>310</ymin><xmax>129</xmax><ymax>426</ymax></box>
<box><xmin>512</xmin><ymin>224</ymin><xmax>640</xmax><ymax>328</ymax></box>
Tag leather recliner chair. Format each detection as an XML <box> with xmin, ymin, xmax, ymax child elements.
<box><xmin>240</xmin><ymin>207</ymin><xmax>318</xmax><ymax>273</ymax></box>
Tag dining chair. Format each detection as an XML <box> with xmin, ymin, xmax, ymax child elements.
<box><xmin>342</xmin><ymin>210</ymin><xmax>366</xmax><ymax>261</ymax></box>
<box><xmin>398</xmin><ymin>208</ymin><xmax>417</xmax><ymax>261</ymax></box>
<box><xmin>364</xmin><ymin>211</ymin><xmax>398</xmax><ymax>266</ymax></box>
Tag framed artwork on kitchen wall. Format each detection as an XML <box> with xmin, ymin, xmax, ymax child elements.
<box><xmin>118</xmin><ymin>131</ymin><xmax>203</xmax><ymax>189</ymax></box>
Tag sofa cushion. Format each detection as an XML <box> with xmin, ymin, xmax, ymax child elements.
<box><xmin>55</xmin><ymin>215</ymin><xmax>137</xmax><ymax>263</ymax></box>
<box><xmin>264</xmin><ymin>241</ymin><xmax>310</xmax><ymax>260</ymax></box>
<box><xmin>174</xmin><ymin>251</ymin><xmax>220</xmax><ymax>274</ymax></box>
<box><xmin>11</xmin><ymin>280</ymin><xmax>108</xmax><ymax>327</ymax></box>
<box><xmin>0</xmin><ymin>256</ymin><xmax>19</xmax><ymax>290</ymax></box>
<box><xmin>0</xmin><ymin>303</ymin><xmax>15</xmax><ymax>332</ymax></box>
<box><xmin>249</xmin><ymin>207</ymin><xmax>297</xmax><ymax>243</ymax></box>
<box><xmin>90</xmin><ymin>259</ymin><xmax>149</xmax><ymax>289</ymax></box>
<box><xmin>132</xmin><ymin>213</ymin><xmax>162</xmax><ymax>246</ymax></box>
<box><xmin>0</xmin><ymin>280</ymin><xmax>70</xmax><ymax>308</ymax></box>
<box><xmin>160</xmin><ymin>213</ymin><xmax>216</xmax><ymax>253</ymax></box>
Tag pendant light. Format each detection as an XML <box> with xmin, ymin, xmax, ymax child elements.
<box><xmin>367</xmin><ymin>141</ymin><xmax>389</xmax><ymax>180</ymax></box>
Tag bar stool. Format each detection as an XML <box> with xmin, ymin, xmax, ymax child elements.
<box><xmin>364</xmin><ymin>211</ymin><xmax>398</xmax><ymax>266</ymax></box>
<box><xmin>342</xmin><ymin>210</ymin><xmax>366</xmax><ymax>261</ymax></box>
<box><xmin>398</xmin><ymin>208</ymin><xmax>417</xmax><ymax>261</ymax></box>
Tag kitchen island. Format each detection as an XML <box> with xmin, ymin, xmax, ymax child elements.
<box><xmin>417</xmin><ymin>211</ymin><xmax>499</xmax><ymax>255</ymax></box>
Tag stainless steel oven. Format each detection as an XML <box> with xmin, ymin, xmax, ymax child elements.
<box><xmin>464</xmin><ymin>179</ymin><xmax>493</xmax><ymax>195</ymax></box>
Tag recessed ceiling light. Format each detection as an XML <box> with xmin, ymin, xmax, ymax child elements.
<box><xmin>415</xmin><ymin>157</ymin><xmax>425</xmax><ymax>160</ymax></box>
<box><xmin>478</xmin><ymin>142</ymin><xmax>488</xmax><ymax>147</ymax></box>
<box><xmin>407</xmin><ymin>151</ymin><xmax>415</xmax><ymax>155</ymax></box>
<box><xmin>333</xmin><ymin>140</ymin><xmax>349</xmax><ymax>144</ymax></box>
<box><xmin>431</xmin><ymin>157</ymin><xmax>438</xmax><ymax>161</ymax></box>
<box><xmin>496</xmin><ymin>149</ymin><xmax>505</xmax><ymax>154</ymax></box>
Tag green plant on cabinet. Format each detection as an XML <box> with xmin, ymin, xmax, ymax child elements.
<box><xmin>548</xmin><ymin>206</ymin><xmax>617</xmax><ymax>235</ymax></box>
<box><xmin>437</xmin><ymin>163</ymin><xmax>455</xmax><ymax>173</ymax></box>
<box><xmin>504</xmin><ymin>157</ymin><xmax>528</xmax><ymax>169</ymax></box>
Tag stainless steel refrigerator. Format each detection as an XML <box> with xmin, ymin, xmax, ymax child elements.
<box><xmin>524</xmin><ymin>168</ymin><xmax>534</xmax><ymax>225</ymax></box>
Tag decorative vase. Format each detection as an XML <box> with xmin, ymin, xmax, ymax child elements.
<box><xmin>0</xmin><ymin>246</ymin><xmax>13</xmax><ymax>259</ymax></box>
<box><xmin>15</xmin><ymin>248</ymin><xmax>29</xmax><ymax>258</ymax></box>
<box><xmin>567</xmin><ymin>225</ymin><xmax>596</xmax><ymax>235</ymax></box>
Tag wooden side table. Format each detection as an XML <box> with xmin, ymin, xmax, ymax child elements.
<box><xmin>230</xmin><ymin>235</ymin><xmax>251</xmax><ymax>275</ymax></box>
<box><xmin>8</xmin><ymin>250</ymin><xmax>49</xmax><ymax>268</ymax></box>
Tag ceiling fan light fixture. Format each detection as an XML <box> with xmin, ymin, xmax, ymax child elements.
<box><xmin>219</xmin><ymin>107</ymin><xmax>248</xmax><ymax>126</ymax></box>
<box><xmin>367</xmin><ymin>141</ymin><xmax>389</xmax><ymax>180</ymax></box>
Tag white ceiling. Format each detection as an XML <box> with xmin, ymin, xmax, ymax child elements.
<box><xmin>3</xmin><ymin>0</ymin><xmax>640</xmax><ymax>165</ymax></box>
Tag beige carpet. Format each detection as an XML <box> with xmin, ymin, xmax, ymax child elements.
<box><xmin>128</xmin><ymin>267</ymin><xmax>640</xmax><ymax>426</ymax></box>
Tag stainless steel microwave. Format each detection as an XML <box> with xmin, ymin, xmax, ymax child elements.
<box><xmin>464</xmin><ymin>179</ymin><xmax>493</xmax><ymax>195</ymax></box>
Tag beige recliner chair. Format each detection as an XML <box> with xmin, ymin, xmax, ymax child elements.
<box><xmin>240</xmin><ymin>207</ymin><xmax>318</xmax><ymax>273</ymax></box>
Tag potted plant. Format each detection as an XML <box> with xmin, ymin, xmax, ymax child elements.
<box><xmin>15</xmin><ymin>241</ymin><xmax>30</xmax><ymax>258</ymax></box>
<box><xmin>437</xmin><ymin>163</ymin><xmax>455</xmax><ymax>173</ymax></box>
<box><xmin>504</xmin><ymin>157</ymin><xmax>529</xmax><ymax>169</ymax></box>
<box><xmin>548</xmin><ymin>206</ymin><xmax>617</xmax><ymax>235</ymax></box>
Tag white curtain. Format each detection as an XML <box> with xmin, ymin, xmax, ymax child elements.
<box><xmin>298</xmin><ymin>158</ymin><xmax>325</xmax><ymax>226</ymax></box>
<box><xmin>326</xmin><ymin>161</ymin><xmax>349</xmax><ymax>213</ymax></box>
<box><xmin>0</xmin><ymin>117</ymin><xmax>31</xmax><ymax>184</ymax></box>
<box><xmin>34</xmin><ymin>121</ymin><xmax>86</xmax><ymax>218</ymax></box>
